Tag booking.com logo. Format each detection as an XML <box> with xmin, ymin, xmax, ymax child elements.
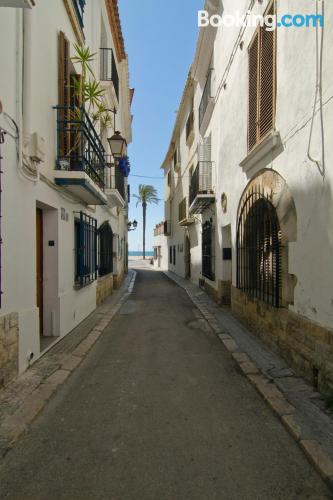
<box><xmin>198</xmin><ymin>11</ymin><xmax>324</xmax><ymax>31</ymax></box>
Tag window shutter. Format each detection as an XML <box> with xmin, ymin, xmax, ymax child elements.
<box><xmin>259</xmin><ymin>2</ymin><xmax>276</xmax><ymax>140</ymax></box>
<box><xmin>58</xmin><ymin>31</ymin><xmax>71</xmax><ymax>156</ymax></box>
<box><xmin>198</xmin><ymin>135</ymin><xmax>211</xmax><ymax>162</ymax></box>
<box><xmin>248</xmin><ymin>31</ymin><xmax>259</xmax><ymax>151</ymax></box>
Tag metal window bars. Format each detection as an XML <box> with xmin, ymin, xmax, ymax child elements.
<box><xmin>74</xmin><ymin>212</ymin><xmax>97</xmax><ymax>288</ymax></box>
<box><xmin>189</xmin><ymin>161</ymin><xmax>213</xmax><ymax>207</ymax></box>
<box><xmin>98</xmin><ymin>222</ymin><xmax>113</xmax><ymax>277</ymax></box>
<box><xmin>236</xmin><ymin>186</ymin><xmax>282</xmax><ymax>307</ymax></box>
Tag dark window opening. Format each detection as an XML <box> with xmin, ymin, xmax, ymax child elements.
<box><xmin>173</xmin><ymin>245</ymin><xmax>176</xmax><ymax>265</ymax></box>
<box><xmin>202</xmin><ymin>220</ymin><xmax>215</xmax><ymax>281</ymax></box>
<box><xmin>98</xmin><ymin>222</ymin><xmax>113</xmax><ymax>277</ymax></box>
<box><xmin>169</xmin><ymin>246</ymin><xmax>172</xmax><ymax>264</ymax></box>
<box><xmin>236</xmin><ymin>190</ymin><xmax>282</xmax><ymax>307</ymax></box>
<box><xmin>75</xmin><ymin>212</ymin><xmax>97</xmax><ymax>288</ymax></box>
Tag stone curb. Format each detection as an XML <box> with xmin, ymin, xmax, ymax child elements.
<box><xmin>0</xmin><ymin>271</ymin><xmax>137</xmax><ymax>456</ymax></box>
<box><xmin>164</xmin><ymin>271</ymin><xmax>333</xmax><ymax>493</ymax></box>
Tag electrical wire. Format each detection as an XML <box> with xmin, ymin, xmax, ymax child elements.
<box><xmin>307</xmin><ymin>0</ymin><xmax>325</xmax><ymax>177</ymax></box>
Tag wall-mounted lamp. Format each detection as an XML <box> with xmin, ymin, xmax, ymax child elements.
<box><xmin>127</xmin><ymin>220</ymin><xmax>138</xmax><ymax>231</ymax></box>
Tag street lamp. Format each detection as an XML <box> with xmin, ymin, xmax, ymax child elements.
<box><xmin>127</xmin><ymin>220</ymin><xmax>138</xmax><ymax>231</ymax></box>
<box><xmin>108</xmin><ymin>131</ymin><xmax>127</xmax><ymax>158</ymax></box>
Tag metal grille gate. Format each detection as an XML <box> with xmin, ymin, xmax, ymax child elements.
<box><xmin>236</xmin><ymin>187</ymin><xmax>282</xmax><ymax>307</ymax></box>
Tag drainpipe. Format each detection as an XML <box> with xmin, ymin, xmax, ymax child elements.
<box><xmin>23</xmin><ymin>7</ymin><xmax>32</xmax><ymax>136</ymax></box>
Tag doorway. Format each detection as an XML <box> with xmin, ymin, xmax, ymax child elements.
<box><xmin>36</xmin><ymin>208</ymin><xmax>43</xmax><ymax>336</ymax></box>
<box><xmin>185</xmin><ymin>235</ymin><xmax>191</xmax><ymax>279</ymax></box>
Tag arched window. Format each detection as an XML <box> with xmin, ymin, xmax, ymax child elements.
<box><xmin>237</xmin><ymin>191</ymin><xmax>281</xmax><ymax>307</ymax></box>
<box><xmin>98</xmin><ymin>222</ymin><xmax>113</xmax><ymax>277</ymax></box>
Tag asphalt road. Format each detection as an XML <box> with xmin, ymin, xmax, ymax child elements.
<box><xmin>0</xmin><ymin>267</ymin><xmax>331</xmax><ymax>499</ymax></box>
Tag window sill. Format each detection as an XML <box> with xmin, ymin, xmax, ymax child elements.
<box><xmin>240</xmin><ymin>130</ymin><xmax>282</xmax><ymax>173</ymax></box>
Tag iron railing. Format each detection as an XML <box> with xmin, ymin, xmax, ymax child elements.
<box><xmin>73</xmin><ymin>0</ymin><xmax>85</xmax><ymax>29</ymax></box>
<box><xmin>199</xmin><ymin>70</ymin><xmax>212</xmax><ymax>128</ymax></box>
<box><xmin>154</xmin><ymin>220</ymin><xmax>170</xmax><ymax>237</ymax></box>
<box><xmin>104</xmin><ymin>157</ymin><xmax>126</xmax><ymax>201</ymax></box>
<box><xmin>74</xmin><ymin>211</ymin><xmax>97</xmax><ymax>288</ymax></box>
<box><xmin>179</xmin><ymin>198</ymin><xmax>187</xmax><ymax>222</ymax></box>
<box><xmin>202</xmin><ymin>220</ymin><xmax>215</xmax><ymax>281</ymax></box>
<box><xmin>55</xmin><ymin>105</ymin><xmax>106</xmax><ymax>190</ymax></box>
<box><xmin>100</xmin><ymin>48</ymin><xmax>119</xmax><ymax>101</ymax></box>
<box><xmin>236</xmin><ymin>188</ymin><xmax>282</xmax><ymax>307</ymax></box>
<box><xmin>189</xmin><ymin>161</ymin><xmax>213</xmax><ymax>206</ymax></box>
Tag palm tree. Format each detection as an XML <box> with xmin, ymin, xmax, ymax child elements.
<box><xmin>133</xmin><ymin>185</ymin><xmax>159</xmax><ymax>260</ymax></box>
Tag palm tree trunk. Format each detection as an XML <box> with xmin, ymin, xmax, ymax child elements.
<box><xmin>143</xmin><ymin>202</ymin><xmax>147</xmax><ymax>260</ymax></box>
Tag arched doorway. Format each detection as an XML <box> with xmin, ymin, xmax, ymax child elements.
<box><xmin>98</xmin><ymin>222</ymin><xmax>113</xmax><ymax>276</ymax></box>
<box><xmin>236</xmin><ymin>169</ymin><xmax>297</xmax><ymax>307</ymax></box>
<box><xmin>237</xmin><ymin>193</ymin><xmax>281</xmax><ymax>307</ymax></box>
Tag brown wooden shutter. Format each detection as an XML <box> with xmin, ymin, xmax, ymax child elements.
<box><xmin>259</xmin><ymin>1</ymin><xmax>276</xmax><ymax>140</ymax></box>
<box><xmin>58</xmin><ymin>31</ymin><xmax>71</xmax><ymax>156</ymax></box>
<box><xmin>248</xmin><ymin>31</ymin><xmax>259</xmax><ymax>151</ymax></box>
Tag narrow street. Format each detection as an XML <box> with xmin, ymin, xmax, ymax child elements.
<box><xmin>0</xmin><ymin>264</ymin><xmax>330</xmax><ymax>499</ymax></box>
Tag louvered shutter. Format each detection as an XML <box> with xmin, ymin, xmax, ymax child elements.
<box><xmin>58</xmin><ymin>31</ymin><xmax>71</xmax><ymax>156</ymax></box>
<box><xmin>248</xmin><ymin>32</ymin><xmax>259</xmax><ymax>151</ymax></box>
<box><xmin>259</xmin><ymin>2</ymin><xmax>276</xmax><ymax>140</ymax></box>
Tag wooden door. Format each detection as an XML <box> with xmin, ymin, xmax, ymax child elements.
<box><xmin>36</xmin><ymin>208</ymin><xmax>43</xmax><ymax>335</ymax></box>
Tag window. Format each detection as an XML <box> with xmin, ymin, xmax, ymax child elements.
<box><xmin>72</xmin><ymin>0</ymin><xmax>85</xmax><ymax>29</ymax></box>
<box><xmin>154</xmin><ymin>247</ymin><xmax>158</xmax><ymax>260</ymax></box>
<box><xmin>248</xmin><ymin>0</ymin><xmax>276</xmax><ymax>151</ymax></box>
<box><xmin>199</xmin><ymin>69</ymin><xmax>212</xmax><ymax>128</ymax></box>
<box><xmin>186</xmin><ymin>109</ymin><xmax>194</xmax><ymax>142</ymax></box>
<box><xmin>236</xmin><ymin>191</ymin><xmax>281</xmax><ymax>307</ymax></box>
<box><xmin>169</xmin><ymin>245</ymin><xmax>173</xmax><ymax>264</ymax></box>
<box><xmin>173</xmin><ymin>246</ymin><xmax>176</xmax><ymax>265</ymax></box>
<box><xmin>98</xmin><ymin>222</ymin><xmax>113</xmax><ymax>277</ymax></box>
<box><xmin>173</xmin><ymin>144</ymin><xmax>180</xmax><ymax>170</ymax></box>
<box><xmin>100</xmin><ymin>48</ymin><xmax>119</xmax><ymax>101</ymax></box>
<box><xmin>75</xmin><ymin>212</ymin><xmax>97</xmax><ymax>287</ymax></box>
<box><xmin>202</xmin><ymin>220</ymin><xmax>215</xmax><ymax>280</ymax></box>
<box><xmin>167</xmin><ymin>170</ymin><xmax>171</xmax><ymax>187</ymax></box>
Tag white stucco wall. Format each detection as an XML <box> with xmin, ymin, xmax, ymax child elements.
<box><xmin>0</xmin><ymin>1</ymin><xmax>131</xmax><ymax>373</ymax></box>
<box><xmin>162</xmin><ymin>0</ymin><xmax>333</xmax><ymax>330</ymax></box>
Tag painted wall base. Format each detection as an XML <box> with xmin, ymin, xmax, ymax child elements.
<box><xmin>0</xmin><ymin>312</ymin><xmax>19</xmax><ymax>386</ymax></box>
<box><xmin>231</xmin><ymin>287</ymin><xmax>333</xmax><ymax>396</ymax></box>
<box><xmin>96</xmin><ymin>274</ymin><xmax>114</xmax><ymax>306</ymax></box>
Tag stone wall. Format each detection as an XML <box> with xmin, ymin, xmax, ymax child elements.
<box><xmin>96</xmin><ymin>274</ymin><xmax>114</xmax><ymax>306</ymax></box>
<box><xmin>0</xmin><ymin>312</ymin><xmax>19</xmax><ymax>387</ymax></box>
<box><xmin>231</xmin><ymin>287</ymin><xmax>333</xmax><ymax>396</ymax></box>
<box><xmin>113</xmin><ymin>269</ymin><xmax>125</xmax><ymax>290</ymax></box>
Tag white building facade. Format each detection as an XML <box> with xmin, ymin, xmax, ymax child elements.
<box><xmin>156</xmin><ymin>0</ymin><xmax>333</xmax><ymax>395</ymax></box>
<box><xmin>0</xmin><ymin>0</ymin><xmax>133</xmax><ymax>383</ymax></box>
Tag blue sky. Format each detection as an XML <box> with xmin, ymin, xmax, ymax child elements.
<box><xmin>118</xmin><ymin>0</ymin><xmax>203</xmax><ymax>253</ymax></box>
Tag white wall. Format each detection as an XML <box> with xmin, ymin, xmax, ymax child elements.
<box><xmin>0</xmin><ymin>1</ymin><xmax>131</xmax><ymax>373</ymax></box>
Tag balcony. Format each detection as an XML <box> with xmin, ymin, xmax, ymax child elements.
<box><xmin>189</xmin><ymin>161</ymin><xmax>215</xmax><ymax>214</ymax></box>
<box><xmin>178</xmin><ymin>198</ymin><xmax>195</xmax><ymax>227</ymax></box>
<box><xmin>54</xmin><ymin>105</ymin><xmax>107</xmax><ymax>205</ymax></box>
<box><xmin>104</xmin><ymin>157</ymin><xmax>127</xmax><ymax>208</ymax></box>
<box><xmin>100</xmin><ymin>48</ymin><xmax>119</xmax><ymax>103</ymax></box>
<box><xmin>199</xmin><ymin>70</ymin><xmax>214</xmax><ymax>135</ymax></box>
<box><xmin>154</xmin><ymin>221</ymin><xmax>171</xmax><ymax>237</ymax></box>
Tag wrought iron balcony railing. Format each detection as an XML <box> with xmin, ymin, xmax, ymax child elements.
<box><xmin>199</xmin><ymin>70</ymin><xmax>212</xmax><ymax>128</ymax></box>
<box><xmin>100</xmin><ymin>48</ymin><xmax>119</xmax><ymax>101</ymax></box>
<box><xmin>189</xmin><ymin>161</ymin><xmax>214</xmax><ymax>213</ymax></box>
<box><xmin>104</xmin><ymin>156</ymin><xmax>126</xmax><ymax>201</ymax></box>
<box><xmin>55</xmin><ymin>105</ymin><xmax>106</xmax><ymax>190</ymax></box>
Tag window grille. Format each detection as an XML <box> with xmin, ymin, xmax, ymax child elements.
<box><xmin>74</xmin><ymin>212</ymin><xmax>97</xmax><ymax>287</ymax></box>
<box><xmin>236</xmin><ymin>187</ymin><xmax>282</xmax><ymax>307</ymax></box>
<box><xmin>202</xmin><ymin>220</ymin><xmax>215</xmax><ymax>280</ymax></box>
<box><xmin>98</xmin><ymin>222</ymin><xmax>113</xmax><ymax>277</ymax></box>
